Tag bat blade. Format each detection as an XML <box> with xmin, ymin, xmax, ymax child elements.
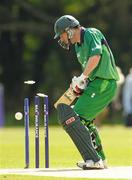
<box><xmin>54</xmin><ymin>88</ymin><xmax>77</xmax><ymax>108</ymax></box>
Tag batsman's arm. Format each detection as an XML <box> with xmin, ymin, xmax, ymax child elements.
<box><xmin>83</xmin><ymin>55</ymin><xmax>101</xmax><ymax>77</ymax></box>
<box><xmin>54</xmin><ymin>55</ymin><xmax>100</xmax><ymax>108</ymax></box>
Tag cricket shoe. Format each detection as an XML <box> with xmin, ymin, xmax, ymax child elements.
<box><xmin>77</xmin><ymin>159</ymin><xmax>104</xmax><ymax>170</ymax></box>
<box><xmin>103</xmin><ymin>160</ymin><xmax>108</xmax><ymax>169</ymax></box>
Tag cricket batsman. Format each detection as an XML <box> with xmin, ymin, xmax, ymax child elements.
<box><xmin>54</xmin><ymin>15</ymin><xmax>119</xmax><ymax>169</ymax></box>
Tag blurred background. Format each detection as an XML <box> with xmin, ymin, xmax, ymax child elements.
<box><xmin>0</xmin><ymin>0</ymin><xmax>132</xmax><ymax>127</ymax></box>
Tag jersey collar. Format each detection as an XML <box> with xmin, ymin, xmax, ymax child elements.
<box><xmin>77</xmin><ymin>27</ymin><xmax>86</xmax><ymax>46</ymax></box>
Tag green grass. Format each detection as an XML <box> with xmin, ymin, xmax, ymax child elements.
<box><xmin>0</xmin><ymin>175</ymin><xmax>122</xmax><ymax>180</ymax></box>
<box><xmin>0</xmin><ymin>125</ymin><xmax>132</xmax><ymax>180</ymax></box>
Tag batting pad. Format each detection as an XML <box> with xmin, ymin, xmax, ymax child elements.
<box><xmin>57</xmin><ymin>103</ymin><xmax>100</xmax><ymax>162</ymax></box>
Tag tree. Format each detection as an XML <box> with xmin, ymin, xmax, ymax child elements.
<box><xmin>0</xmin><ymin>0</ymin><xmax>132</xmax><ymax>117</ymax></box>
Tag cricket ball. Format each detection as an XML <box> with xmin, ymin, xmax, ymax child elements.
<box><xmin>15</xmin><ymin>112</ymin><xmax>23</xmax><ymax>120</ymax></box>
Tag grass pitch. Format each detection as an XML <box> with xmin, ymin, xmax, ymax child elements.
<box><xmin>0</xmin><ymin>125</ymin><xmax>132</xmax><ymax>180</ymax></box>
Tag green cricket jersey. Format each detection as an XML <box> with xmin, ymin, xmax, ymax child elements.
<box><xmin>75</xmin><ymin>28</ymin><xmax>119</xmax><ymax>81</ymax></box>
<box><xmin>73</xmin><ymin>27</ymin><xmax>119</xmax><ymax>120</ymax></box>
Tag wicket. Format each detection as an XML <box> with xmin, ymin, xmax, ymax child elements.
<box><xmin>24</xmin><ymin>98</ymin><xmax>29</xmax><ymax>169</ymax></box>
<box><xmin>44</xmin><ymin>95</ymin><xmax>49</xmax><ymax>168</ymax></box>
<box><xmin>35</xmin><ymin>96</ymin><xmax>39</xmax><ymax>168</ymax></box>
<box><xmin>24</xmin><ymin>95</ymin><xmax>49</xmax><ymax>169</ymax></box>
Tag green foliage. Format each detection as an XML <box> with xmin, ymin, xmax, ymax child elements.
<box><xmin>0</xmin><ymin>0</ymin><xmax>132</xmax><ymax>124</ymax></box>
<box><xmin>63</xmin><ymin>0</ymin><xmax>96</xmax><ymax>15</ymax></box>
<box><xmin>23</xmin><ymin>35</ymin><xmax>40</xmax><ymax>72</ymax></box>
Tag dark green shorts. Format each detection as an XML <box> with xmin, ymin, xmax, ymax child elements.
<box><xmin>73</xmin><ymin>78</ymin><xmax>117</xmax><ymax>121</ymax></box>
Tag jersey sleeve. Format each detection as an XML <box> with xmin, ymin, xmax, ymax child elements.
<box><xmin>85</xmin><ymin>30</ymin><xmax>102</xmax><ymax>57</ymax></box>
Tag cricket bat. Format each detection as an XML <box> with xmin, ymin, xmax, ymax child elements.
<box><xmin>54</xmin><ymin>88</ymin><xmax>77</xmax><ymax>108</ymax></box>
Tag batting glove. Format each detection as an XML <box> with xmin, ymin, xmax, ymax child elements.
<box><xmin>71</xmin><ymin>74</ymin><xmax>88</xmax><ymax>94</ymax></box>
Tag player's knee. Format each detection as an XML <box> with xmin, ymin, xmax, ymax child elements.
<box><xmin>56</xmin><ymin>103</ymin><xmax>100</xmax><ymax>162</ymax></box>
<box><xmin>57</xmin><ymin>103</ymin><xmax>80</xmax><ymax>129</ymax></box>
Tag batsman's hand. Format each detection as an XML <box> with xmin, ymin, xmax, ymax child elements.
<box><xmin>71</xmin><ymin>74</ymin><xmax>88</xmax><ymax>95</ymax></box>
